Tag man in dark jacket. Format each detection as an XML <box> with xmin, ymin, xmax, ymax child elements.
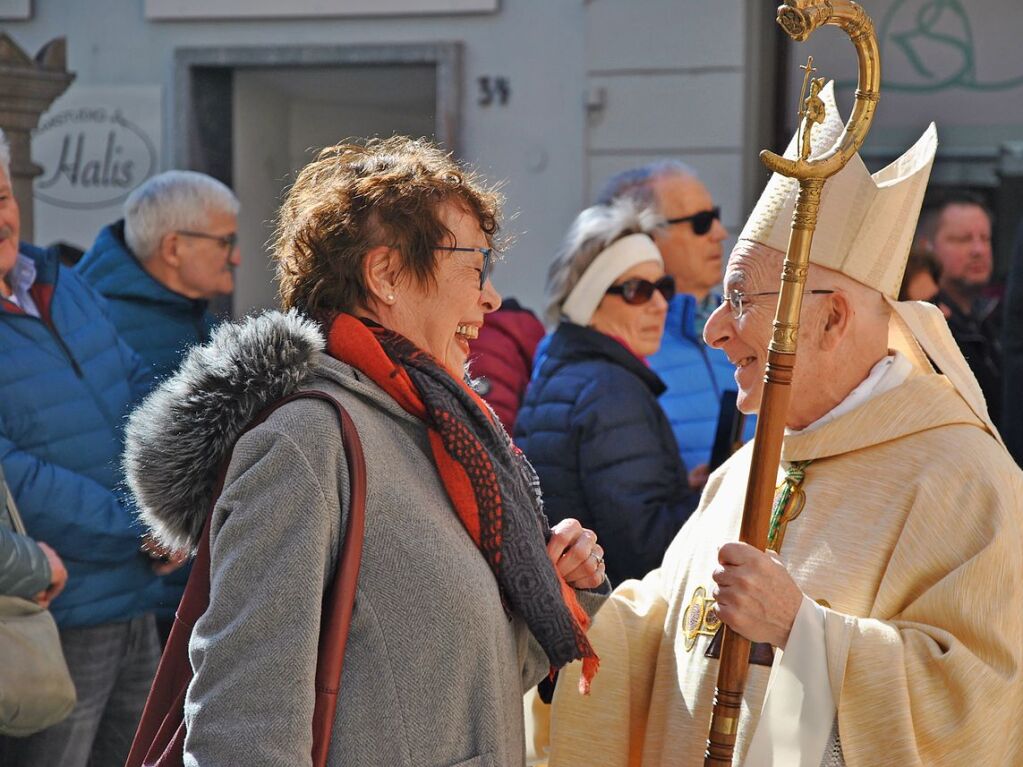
<box><xmin>917</xmin><ymin>190</ymin><xmax>1003</xmax><ymax>423</ymax></box>
<box><xmin>76</xmin><ymin>170</ymin><xmax>240</xmax><ymax>382</ymax></box>
<box><xmin>1003</xmin><ymin>219</ymin><xmax>1023</xmax><ymax>466</ymax></box>
<box><xmin>0</xmin><ymin>130</ymin><xmax>181</xmax><ymax>767</ymax></box>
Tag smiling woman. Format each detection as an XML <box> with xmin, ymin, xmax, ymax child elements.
<box><xmin>122</xmin><ymin>136</ymin><xmax>610</xmax><ymax>767</ymax></box>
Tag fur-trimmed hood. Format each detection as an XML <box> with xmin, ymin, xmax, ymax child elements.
<box><xmin>124</xmin><ymin>310</ymin><xmax>325</xmax><ymax>551</ymax></box>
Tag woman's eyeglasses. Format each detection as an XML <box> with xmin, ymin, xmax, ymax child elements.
<box><xmin>664</xmin><ymin>207</ymin><xmax>721</xmax><ymax>236</ymax></box>
<box><xmin>719</xmin><ymin>289</ymin><xmax>835</xmax><ymax>319</ymax></box>
<box><xmin>437</xmin><ymin>246</ymin><xmax>494</xmax><ymax>290</ymax></box>
<box><xmin>605</xmin><ymin>275</ymin><xmax>676</xmax><ymax>305</ymax></box>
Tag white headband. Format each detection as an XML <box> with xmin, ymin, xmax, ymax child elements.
<box><xmin>561</xmin><ymin>233</ymin><xmax>663</xmax><ymax>325</ymax></box>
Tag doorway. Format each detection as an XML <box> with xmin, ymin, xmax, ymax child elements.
<box><xmin>173</xmin><ymin>44</ymin><xmax>461</xmax><ymax>316</ymax></box>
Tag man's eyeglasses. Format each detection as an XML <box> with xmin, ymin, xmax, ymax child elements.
<box><xmin>720</xmin><ymin>289</ymin><xmax>834</xmax><ymax>319</ymax></box>
<box><xmin>664</xmin><ymin>207</ymin><xmax>721</xmax><ymax>236</ymax></box>
<box><xmin>606</xmin><ymin>275</ymin><xmax>676</xmax><ymax>306</ymax></box>
<box><xmin>176</xmin><ymin>230</ymin><xmax>238</xmax><ymax>251</ymax></box>
<box><xmin>437</xmin><ymin>245</ymin><xmax>494</xmax><ymax>290</ymax></box>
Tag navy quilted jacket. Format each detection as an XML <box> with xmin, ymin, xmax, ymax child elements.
<box><xmin>514</xmin><ymin>323</ymin><xmax>698</xmax><ymax>585</ymax></box>
<box><xmin>76</xmin><ymin>220</ymin><xmax>215</xmax><ymax>382</ymax></box>
<box><xmin>648</xmin><ymin>292</ymin><xmax>755</xmax><ymax>468</ymax></box>
<box><xmin>0</xmin><ymin>244</ymin><xmax>160</xmax><ymax>627</ymax></box>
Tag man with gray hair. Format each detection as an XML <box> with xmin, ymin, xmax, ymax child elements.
<box><xmin>76</xmin><ymin>170</ymin><xmax>239</xmax><ymax>643</ymax></box>
<box><xmin>77</xmin><ymin>169</ymin><xmax>241</xmax><ymax>381</ymax></box>
<box><xmin>597</xmin><ymin>162</ymin><xmax>745</xmax><ymax>487</ymax></box>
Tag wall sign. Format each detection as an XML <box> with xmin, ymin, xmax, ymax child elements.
<box><xmin>32</xmin><ymin>86</ymin><xmax>161</xmax><ymax>248</ymax></box>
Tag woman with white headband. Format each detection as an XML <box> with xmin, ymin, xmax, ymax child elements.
<box><xmin>515</xmin><ymin>199</ymin><xmax>699</xmax><ymax>586</ymax></box>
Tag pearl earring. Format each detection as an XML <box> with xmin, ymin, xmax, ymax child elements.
<box><xmin>386</xmin><ymin>293</ymin><xmax>395</xmax><ymax>302</ymax></box>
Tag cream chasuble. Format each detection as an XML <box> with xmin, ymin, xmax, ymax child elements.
<box><xmin>547</xmin><ymin>372</ymin><xmax>1023</xmax><ymax>767</ymax></box>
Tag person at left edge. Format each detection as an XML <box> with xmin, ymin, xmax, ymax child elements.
<box><xmin>124</xmin><ymin>136</ymin><xmax>608</xmax><ymax>767</ymax></box>
<box><xmin>0</xmin><ymin>127</ymin><xmax>184</xmax><ymax>767</ymax></box>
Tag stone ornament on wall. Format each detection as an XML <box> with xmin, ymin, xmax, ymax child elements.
<box><xmin>0</xmin><ymin>34</ymin><xmax>74</xmax><ymax>241</ymax></box>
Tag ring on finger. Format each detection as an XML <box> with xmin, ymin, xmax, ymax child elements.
<box><xmin>590</xmin><ymin>549</ymin><xmax>604</xmax><ymax>567</ymax></box>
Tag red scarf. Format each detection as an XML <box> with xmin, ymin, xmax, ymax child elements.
<box><xmin>326</xmin><ymin>312</ymin><xmax>598</xmax><ymax>690</ymax></box>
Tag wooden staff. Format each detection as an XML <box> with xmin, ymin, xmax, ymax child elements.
<box><xmin>703</xmin><ymin>3</ymin><xmax>880</xmax><ymax>765</ymax></box>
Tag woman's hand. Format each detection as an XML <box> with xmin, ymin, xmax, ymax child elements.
<box><xmin>546</xmin><ymin>518</ymin><xmax>605</xmax><ymax>590</ymax></box>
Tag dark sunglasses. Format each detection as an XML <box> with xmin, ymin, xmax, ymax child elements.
<box><xmin>437</xmin><ymin>245</ymin><xmax>494</xmax><ymax>290</ymax></box>
<box><xmin>664</xmin><ymin>206</ymin><xmax>721</xmax><ymax>236</ymax></box>
<box><xmin>605</xmin><ymin>275</ymin><xmax>676</xmax><ymax>305</ymax></box>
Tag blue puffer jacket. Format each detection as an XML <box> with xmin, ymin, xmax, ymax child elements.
<box><xmin>515</xmin><ymin>323</ymin><xmax>698</xmax><ymax>585</ymax></box>
<box><xmin>648</xmin><ymin>292</ymin><xmax>755</xmax><ymax>469</ymax></box>
<box><xmin>0</xmin><ymin>244</ymin><xmax>160</xmax><ymax>628</ymax></box>
<box><xmin>76</xmin><ymin>220</ymin><xmax>215</xmax><ymax>382</ymax></box>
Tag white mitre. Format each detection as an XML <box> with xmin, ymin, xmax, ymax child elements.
<box><xmin>739</xmin><ymin>81</ymin><xmax>1002</xmax><ymax>443</ymax></box>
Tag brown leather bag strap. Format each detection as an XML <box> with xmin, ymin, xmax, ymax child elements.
<box><xmin>304</xmin><ymin>391</ymin><xmax>366</xmax><ymax>767</ymax></box>
<box><xmin>218</xmin><ymin>389</ymin><xmax>365</xmax><ymax>767</ymax></box>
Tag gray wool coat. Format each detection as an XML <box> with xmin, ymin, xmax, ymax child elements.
<box><xmin>124</xmin><ymin>311</ymin><xmax>605</xmax><ymax>767</ymax></box>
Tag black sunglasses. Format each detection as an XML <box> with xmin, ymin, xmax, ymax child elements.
<box><xmin>436</xmin><ymin>245</ymin><xmax>494</xmax><ymax>290</ymax></box>
<box><xmin>664</xmin><ymin>207</ymin><xmax>722</xmax><ymax>236</ymax></box>
<box><xmin>605</xmin><ymin>275</ymin><xmax>676</xmax><ymax>305</ymax></box>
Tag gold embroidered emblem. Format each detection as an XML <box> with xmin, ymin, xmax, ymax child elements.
<box><xmin>683</xmin><ymin>586</ymin><xmax>721</xmax><ymax>651</ymax></box>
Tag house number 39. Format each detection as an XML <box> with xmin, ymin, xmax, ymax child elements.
<box><xmin>478</xmin><ymin>76</ymin><xmax>510</xmax><ymax>106</ymax></box>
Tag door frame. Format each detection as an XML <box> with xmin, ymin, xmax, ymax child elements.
<box><xmin>171</xmin><ymin>42</ymin><xmax>462</xmax><ymax>177</ymax></box>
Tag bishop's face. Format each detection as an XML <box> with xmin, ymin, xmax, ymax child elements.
<box><xmin>703</xmin><ymin>241</ymin><xmax>833</xmax><ymax>422</ymax></box>
<box><xmin>703</xmin><ymin>243</ymin><xmax>777</xmax><ymax>414</ymax></box>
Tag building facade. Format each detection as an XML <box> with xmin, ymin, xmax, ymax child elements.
<box><xmin>5</xmin><ymin>0</ymin><xmax>1018</xmax><ymax>314</ymax></box>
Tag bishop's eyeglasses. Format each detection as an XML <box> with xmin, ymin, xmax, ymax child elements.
<box><xmin>720</xmin><ymin>289</ymin><xmax>834</xmax><ymax>319</ymax></box>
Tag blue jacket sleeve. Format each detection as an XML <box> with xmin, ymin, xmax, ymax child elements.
<box><xmin>573</xmin><ymin>373</ymin><xmax>699</xmax><ymax>581</ymax></box>
<box><xmin>0</xmin><ymin>433</ymin><xmax>144</xmax><ymax>565</ymax></box>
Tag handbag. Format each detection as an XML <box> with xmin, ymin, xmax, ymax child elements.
<box><xmin>125</xmin><ymin>390</ymin><xmax>367</xmax><ymax>767</ymax></box>
<box><xmin>0</xmin><ymin>484</ymin><xmax>77</xmax><ymax>737</ymax></box>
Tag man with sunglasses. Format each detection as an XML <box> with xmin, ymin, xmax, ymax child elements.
<box><xmin>78</xmin><ymin>170</ymin><xmax>241</xmax><ymax>382</ymax></box>
<box><xmin>597</xmin><ymin>163</ymin><xmax>749</xmax><ymax>486</ymax></box>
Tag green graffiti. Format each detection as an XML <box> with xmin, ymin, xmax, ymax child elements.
<box><xmin>837</xmin><ymin>0</ymin><xmax>1023</xmax><ymax>92</ymax></box>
